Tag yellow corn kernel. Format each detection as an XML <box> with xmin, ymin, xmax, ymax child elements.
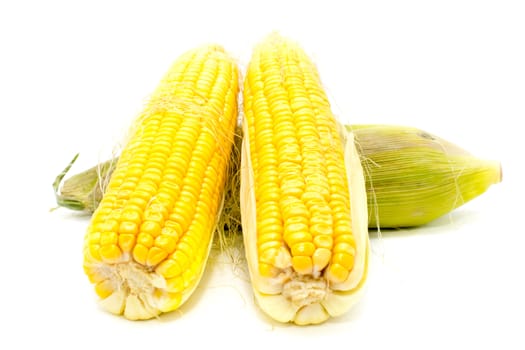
<box><xmin>312</xmin><ymin>248</ymin><xmax>332</xmax><ymax>273</ymax></box>
<box><xmin>240</xmin><ymin>33</ymin><xmax>369</xmax><ymax>325</ymax></box>
<box><xmin>140</xmin><ymin>221</ymin><xmax>162</xmax><ymax>237</ymax></box>
<box><xmin>154</xmin><ymin>235</ymin><xmax>177</xmax><ymax>253</ymax></box>
<box><xmin>258</xmin><ymin>232</ymin><xmax>282</xmax><ymax>245</ymax></box>
<box><xmin>88</xmin><ymin>244</ymin><xmax>101</xmax><ymax>261</ymax></box>
<box><xmin>326</xmin><ymin>263</ymin><xmax>350</xmax><ymax>284</ymax></box>
<box><xmin>99</xmin><ymin>244</ymin><xmax>122</xmax><ymax>263</ymax></box>
<box><xmin>334</xmin><ymin>242</ymin><xmax>356</xmax><ymax>256</ymax></box>
<box><xmin>284</xmin><ymin>230</ymin><xmax>312</xmax><ymax>247</ymax></box>
<box><xmin>97</xmin><ymin>220</ymin><xmax>119</xmax><ymax>233</ymax></box>
<box><xmin>100</xmin><ymin>231</ymin><xmax>118</xmax><ymax>246</ymax></box>
<box><xmin>259</xmin><ymin>247</ymin><xmax>281</xmax><ymax>265</ymax></box>
<box><xmin>292</xmin><ymin>256</ymin><xmax>313</xmax><ymax>275</ymax></box>
<box><xmin>258</xmin><ymin>262</ymin><xmax>278</xmax><ymax>278</ymax></box>
<box><xmin>290</xmin><ymin>242</ymin><xmax>316</xmax><ymax>257</ymax></box>
<box><xmin>258</xmin><ymin>240</ymin><xmax>283</xmax><ymax>253</ymax></box>
<box><xmin>332</xmin><ymin>252</ymin><xmax>355</xmax><ymax>271</ymax></box>
<box><xmin>88</xmin><ymin>230</ymin><xmax>100</xmax><ymax>241</ymax></box>
<box><xmin>83</xmin><ymin>44</ymin><xmax>239</xmax><ymax>320</ymax></box>
<box><xmin>95</xmin><ymin>280</ymin><xmax>114</xmax><ymax>299</ymax></box>
<box><xmin>146</xmin><ymin>246</ymin><xmax>169</xmax><ymax>267</ymax></box>
<box><xmin>136</xmin><ymin>232</ymin><xmax>154</xmax><ymax>248</ymax></box>
<box><xmin>118</xmin><ymin>233</ymin><xmax>136</xmax><ymax>253</ymax></box>
<box><xmin>166</xmin><ymin>276</ymin><xmax>185</xmax><ymax>293</ymax></box>
<box><xmin>119</xmin><ymin>221</ymin><xmax>138</xmax><ymax>235</ymax></box>
<box><xmin>313</xmin><ymin>235</ymin><xmax>333</xmax><ymax>249</ymax></box>
<box><xmin>132</xmin><ymin>243</ymin><xmax>149</xmax><ymax>265</ymax></box>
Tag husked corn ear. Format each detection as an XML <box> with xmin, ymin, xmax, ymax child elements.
<box><xmin>240</xmin><ymin>34</ymin><xmax>369</xmax><ymax>325</ymax></box>
<box><xmin>82</xmin><ymin>45</ymin><xmax>239</xmax><ymax>320</ymax></box>
<box><xmin>351</xmin><ymin>125</ymin><xmax>502</xmax><ymax>227</ymax></box>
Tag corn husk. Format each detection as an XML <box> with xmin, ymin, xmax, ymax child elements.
<box><xmin>53</xmin><ymin>124</ymin><xmax>501</xmax><ymax>228</ymax></box>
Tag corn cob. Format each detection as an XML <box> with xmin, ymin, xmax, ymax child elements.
<box><xmin>82</xmin><ymin>45</ymin><xmax>239</xmax><ymax>320</ymax></box>
<box><xmin>240</xmin><ymin>34</ymin><xmax>369</xmax><ymax>325</ymax></box>
<box><xmin>54</xmin><ymin>124</ymin><xmax>501</xmax><ymax>229</ymax></box>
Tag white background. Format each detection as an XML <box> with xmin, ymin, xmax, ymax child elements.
<box><xmin>1</xmin><ymin>0</ymin><xmax>524</xmax><ymax>349</ymax></box>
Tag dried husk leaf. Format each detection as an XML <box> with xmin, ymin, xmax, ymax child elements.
<box><xmin>350</xmin><ymin>125</ymin><xmax>501</xmax><ymax>227</ymax></box>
